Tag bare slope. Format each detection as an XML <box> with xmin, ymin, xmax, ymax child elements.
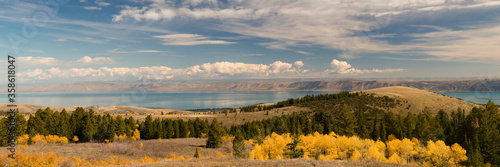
<box><xmin>361</xmin><ymin>86</ymin><xmax>481</xmax><ymax>114</ymax></box>
<box><xmin>0</xmin><ymin>103</ymin><xmax>191</xmax><ymax>115</ymax></box>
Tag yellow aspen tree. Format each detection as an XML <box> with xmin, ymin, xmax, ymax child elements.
<box><xmin>425</xmin><ymin>140</ymin><xmax>451</xmax><ymax>166</ymax></box>
<box><xmin>73</xmin><ymin>136</ymin><xmax>79</xmax><ymax>142</ymax></box>
<box><xmin>450</xmin><ymin>143</ymin><xmax>467</xmax><ymax>166</ymax></box>
<box><xmin>297</xmin><ymin>133</ymin><xmax>318</xmax><ymax>159</ymax></box>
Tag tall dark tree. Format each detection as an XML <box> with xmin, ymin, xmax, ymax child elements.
<box><xmin>206</xmin><ymin>118</ymin><xmax>222</xmax><ymax>148</ymax></box>
<box><xmin>336</xmin><ymin>104</ymin><xmax>357</xmax><ymax>137</ymax></box>
<box><xmin>232</xmin><ymin>129</ymin><xmax>245</xmax><ymax>158</ymax></box>
<box><xmin>285</xmin><ymin>134</ymin><xmax>304</xmax><ymax>158</ymax></box>
<box><xmin>354</xmin><ymin>108</ymin><xmax>369</xmax><ymax>139</ymax></box>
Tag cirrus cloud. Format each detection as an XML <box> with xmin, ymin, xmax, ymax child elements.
<box><xmin>153</xmin><ymin>34</ymin><xmax>235</xmax><ymax>45</ymax></box>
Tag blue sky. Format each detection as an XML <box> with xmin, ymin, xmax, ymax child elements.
<box><xmin>1</xmin><ymin>0</ymin><xmax>500</xmax><ymax>85</ymax></box>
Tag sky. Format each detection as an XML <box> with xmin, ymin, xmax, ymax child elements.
<box><xmin>1</xmin><ymin>0</ymin><xmax>500</xmax><ymax>85</ymax></box>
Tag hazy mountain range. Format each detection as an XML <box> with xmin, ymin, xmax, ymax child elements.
<box><xmin>19</xmin><ymin>79</ymin><xmax>500</xmax><ymax>93</ymax></box>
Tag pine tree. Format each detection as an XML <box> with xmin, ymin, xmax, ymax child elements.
<box><xmin>355</xmin><ymin>108</ymin><xmax>369</xmax><ymax>139</ymax></box>
<box><xmin>336</xmin><ymin>104</ymin><xmax>357</xmax><ymax>137</ymax></box>
<box><xmin>82</xmin><ymin>113</ymin><xmax>96</xmax><ymax>142</ymax></box>
<box><xmin>206</xmin><ymin>118</ymin><xmax>222</xmax><ymax>148</ymax></box>
<box><xmin>194</xmin><ymin>147</ymin><xmax>200</xmax><ymax>158</ymax></box>
<box><xmin>285</xmin><ymin>135</ymin><xmax>303</xmax><ymax>158</ymax></box>
<box><xmin>0</xmin><ymin>117</ymin><xmax>9</xmax><ymax>146</ymax></box>
<box><xmin>165</xmin><ymin>119</ymin><xmax>174</xmax><ymax>139</ymax></box>
<box><xmin>233</xmin><ymin>129</ymin><xmax>246</xmax><ymax>158</ymax></box>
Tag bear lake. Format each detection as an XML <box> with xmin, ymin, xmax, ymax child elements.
<box><xmin>8</xmin><ymin>91</ymin><xmax>500</xmax><ymax>110</ymax></box>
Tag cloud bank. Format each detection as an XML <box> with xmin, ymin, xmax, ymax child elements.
<box><xmin>19</xmin><ymin>61</ymin><xmax>306</xmax><ymax>81</ymax></box>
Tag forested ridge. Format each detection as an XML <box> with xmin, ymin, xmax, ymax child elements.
<box><xmin>1</xmin><ymin>91</ymin><xmax>499</xmax><ymax>166</ymax></box>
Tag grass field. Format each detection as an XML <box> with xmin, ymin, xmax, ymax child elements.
<box><xmin>1</xmin><ymin>138</ymin><xmax>416</xmax><ymax>167</ymax></box>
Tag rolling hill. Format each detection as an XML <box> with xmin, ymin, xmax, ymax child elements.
<box><xmin>361</xmin><ymin>86</ymin><xmax>482</xmax><ymax>114</ymax></box>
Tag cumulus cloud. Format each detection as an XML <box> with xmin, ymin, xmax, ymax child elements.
<box><xmin>83</xmin><ymin>6</ymin><xmax>102</xmax><ymax>10</ymax></box>
<box><xmin>19</xmin><ymin>61</ymin><xmax>306</xmax><ymax>80</ymax></box>
<box><xmin>153</xmin><ymin>34</ymin><xmax>235</xmax><ymax>45</ymax></box>
<box><xmin>326</xmin><ymin>59</ymin><xmax>404</xmax><ymax>74</ymax></box>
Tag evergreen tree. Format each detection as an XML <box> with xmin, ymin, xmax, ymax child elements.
<box><xmin>194</xmin><ymin>147</ymin><xmax>200</xmax><ymax>158</ymax></box>
<box><xmin>336</xmin><ymin>104</ymin><xmax>357</xmax><ymax>136</ymax></box>
<box><xmin>173</xmin><ymin>120</ymin><xmax>180</xmax><ymax>138</ymax></box>
<box><xmin>165</xmin><ymin>119</ymin><xmax>174</xmax><ymax>139</ymax></box>
<box><xmin>82</xmin><ymin>113</ymin><xmax>96</xmax><ymax>142</ymax></box>
<box><xmin>206</xmin><ymin>118</ymin><xmax>222</xmax><ymax>148</ymax></box>
<box><xmin>0</xmin><ymin>117</ymin><xmax>9</xmax><ymax>146</ymax></box>
<box><xmin>141</xmin><ymin>115</ymin><xmax>154</xmax><ymax>140</ymax></box>
<box><xmin>354</xmin><ymin>108</ymin><xmax>369</xmax><ymax>139</ymax></box>
<box><xmin>477</xmin><ymin>100</ymin><xmax>500</xmax><ymax>165</ymax></box>
<box><xmin>59</xmin><ymin>109</ymin><xmax>72</xmax><ymax>139</ymax></box>
<box><xmin>285</xmin><ymin>135</ymin><xmax>304</xmax><ymax>158</ymax></box>
<box><xmin>114</xmin><ymin>115</ymin><xmax>126</xmax><ymax>136</ymax></box>
<box><xmin>232</xmin><ymin>129</ymin><xmax>245</xmax><ymax>158</ymax></box>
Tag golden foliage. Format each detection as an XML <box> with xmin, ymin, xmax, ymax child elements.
<box><xmin>130</xmin><ymin>129</ymin><xmax>141</xmax><ymax>141</ymax></box>
<box><xmin>138</xmin><ymin>155</ymin><xmax>156</xmax><ymax>163</ymax></box>
<box><xmin>73</xmin><ymin>136</ymin><xmax>79</xmax><ymax>142</ymax></box>
<box><xmin>33</xmin><ymin>134</ymin><xmax>46</xmax><ymax>143</ymax></box>
<box><xmin>16</xmin><ymin>134</ymin><xmax>29</xmax><ymax>144</ymax></box>
<box><xmin>19</xmin><ymin>145</ymin><xmax>28</xmax><ymax>150</ymax></box>
<box><xmin>248</xmin><ymin>131</ymin><xmax>467</xmax><ymax>166</ymax></box>
<box><xmin>248</xmin><ymin>132</ymin><xmax>292</xmax><ymax>160</ymax></box>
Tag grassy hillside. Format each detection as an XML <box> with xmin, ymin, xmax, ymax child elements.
<box><xmin>361</xmin><ymin>86</ymin><xmax>481</xmax><ymax>115</ymax></box>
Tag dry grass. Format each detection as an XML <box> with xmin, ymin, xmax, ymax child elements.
<box><xmin>2</xmin><ymin>138</ymin><xmax>419</xmax><ymax>167</ymax></box>
<box><xmin>126</xmin><ymin>158</ymin><xmax>416</xmax><ymax>167</ymax></box>
<box><xmin>362</xmin><ymin>86</ymin><xmax>481</xmax><ymax>115</ymax></box>
<box><xmin>123</xmin><ymin>106</ymin><xmax>310</xmax><ymax>127</ymax></box>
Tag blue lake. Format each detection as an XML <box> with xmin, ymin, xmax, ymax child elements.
<box><xmin>10</xmin><ymin>91</ymin><xmax>333</xmax><ymax>110</ymax></box>
<box><xmin>435</xmin><ymin>92</ymin><xmax>500</xmax><ymax>105</ymax></box>
<box><xmin>5</xmin><ymin>91</ymin><xmax>500</xmax><ymax>110</ymax></box>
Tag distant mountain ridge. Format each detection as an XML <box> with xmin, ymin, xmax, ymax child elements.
<box><xmin>18</xmin><ymin>79</ymin><xmax>500</xmax><ymax>93</ymax></box>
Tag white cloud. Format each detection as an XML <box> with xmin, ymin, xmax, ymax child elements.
<box><xmin>393</xmin><ymin>23</ymin><xmax>500</xmax><ymax>63</ymax></box>
<box><xmin>25</xmin><ymin>49</ymin><xmax>45</xmax><ymax>53</ymax></box>
<box><xmin>326</xmin><ymin>59</ymin><xmax>404</xmax><ymax>74</ymax></box>
<box><xmin>95</xmin><ymin>0</ymin><xmax>110</xmax><ymax>6</ymax></box>
<box><xmin>18</xmin><ymin>57</ymin><xmax>61</xmax><ymax>66</ymax></box>
<box><xmin>55</xmin><ymin>38</ymin><xmax>67</xmax><ymax>42</ymax></box>
<box><xmin>107</xmin><ymin>49</ymin><xmax>166</xmax><ymax>54</ymax></box>
<box><xmin>84</xmin><ymin>6</ymin><xmax>102</xmax><ymax>10</ymax></box>
<box><xmin>112</xmin><ymin>0</ymin><xmax>500</xmax><ymax>63</ymax></box>
<box><xmin>153</xmin><ymin>34</ymin><xmax>235</xmax><ymax>45</ymax></box>
<box><xmin>76</xmin><ymin>56</ymin><xmax>116</xmax><ymax>64</ymax></box>
<box><xmin>17</xmin><ymin>56</ymin><xmax>116</xmax><ymax>67</ymax></box>
<box><xmin>294</xmin><ymin>61</ymin><xmax>304</xmax><ymax>69</ymax></box>
<box><xmin>19</xmin><ymin>61</ymin><xmax>307</xmax><ymax>80</ymax></box>
<box><xmin>80</xmin><ymin>0</ymin><xmax>87</xmax><ymax>2</ymax></box>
